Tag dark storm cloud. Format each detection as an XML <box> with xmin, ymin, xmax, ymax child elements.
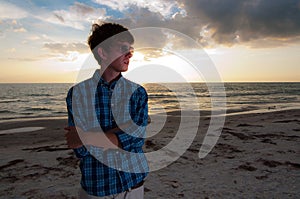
<box><xmin>107</xmin><ymin>0</ymin><xmax>300</xmax><ymax>47</ymax></box>
<box><xmin>105</xmin><ymin>5</ymin><xmax>203</xmax><ymax>49</ymax></box>
<box><xmin>106</xmin><ymin>6</ymin><xmax>171</xmax><ymax>48</ymax></box>
<box><xmin>178</xmin><ymin>0</ymin><xmax>300</xmax><ymax>46</ymax></box>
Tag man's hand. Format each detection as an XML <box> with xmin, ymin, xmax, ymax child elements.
<box><xmin>64</xmin><ymin>126</ymin><xmax>83</xmax><ymax>149</ymax></box>
<box><xmin>64</xmin><ymin>126</ymin><xmax>121</xmax><ymax>150</ymax></box>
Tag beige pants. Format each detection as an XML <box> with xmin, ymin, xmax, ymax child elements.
<box><xmin>78</xmin><ymin>186</ymin><xmax>144</xmax><ymax>199</ymax></box>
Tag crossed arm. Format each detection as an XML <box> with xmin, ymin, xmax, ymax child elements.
<box><xmin>64</xmin><ymin>124</ymin><xmax>129</xmax><ymax>150</ymax></box>
<box><xmin>65</xmin><ymin>85</ymin><xmax>149</xmax><ymax>152</ymax></box>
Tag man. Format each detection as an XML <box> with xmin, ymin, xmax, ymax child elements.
<box><xmin>65</xmin><ymin>22</ymin><xmax>149</xmax><ymax>199</ymax></box>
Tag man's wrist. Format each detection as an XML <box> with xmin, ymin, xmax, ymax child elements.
<box><xmin>84</xmin><ymin>132</ymin><xmax>120</xmax><ymax>149</ymax></box>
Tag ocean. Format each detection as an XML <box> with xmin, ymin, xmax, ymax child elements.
<box><xmin>0</xmin><ymin>82</ymin><xmax>299</xmax><ymax>121</ymax></box>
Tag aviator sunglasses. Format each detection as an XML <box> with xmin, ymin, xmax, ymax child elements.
<box><xmin>119</xmin><ymin>45</ymin><xmax>134</xmax><ymax>54</ymax></box>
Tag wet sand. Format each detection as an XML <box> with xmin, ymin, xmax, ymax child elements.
<box><xmin>0</xmin><ymin>109</ymin><xmax>299</xmax><ymax>198</ymax></box>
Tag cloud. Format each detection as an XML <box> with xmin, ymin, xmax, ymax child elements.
<box><xmin>7</xmin><ymin>48</ymin><xmax>16</xmax><ymax>53</ymax></box>
<box><xmin>21</xmin><ymin>34</ymin><xmax>52</xmax><ymax>45</ymax></box>
<box><xmin>8</xmin><ymin>41</ymin><xmax>89</xmax><ymax>62</ymax></box>
<box><xmin>13</xmin><ymin>27</ymin><xmax>27</xmax><ymax>33</ymax></box>
<box><xmin>98</xmin><ymin>0</ymin><xmax>300</xmax><ymax>48</ymax></box>
<box><xmin>0</xmin><ymin>2</ymin><xmax>106</xmax><ymax>31</ymax></box>
<box><xmin>91</xmin><ymin>6</ymin><xmax>169</xmax><ymax>50</ymax></box>
<box><xmin>0</xmin><ymin>30</ymin><xmax>5</xmax><ymax>38</ymax></box>
<box><xmin>244</xmin><ymin>35</ymin><xmax>300</xmax><ymax>48</ymax></box>
<box><xmin>177</xmin><ymin>0</ymin><xmax>300</xmax><ymax>47</ymax></box>
<box><xmin>0</xmin><ymin>2</ymin><xmax>28</xmax><ymax>19</ymax></box>
<box><xmin>11</xmin><ymin>20</ymin><xmax>18</xmax><ymax>25</ymax></box>
<box><xmin>98</xmin><ymin>5</ymin><xmax>201</xmax><ymax>49</ymax></box>
<box><xmin>56</xmin><ymin>51</ymin><xmax>81</xmax><ymax>62</ymax></box>
<box><xmin>43</xmin><ymin>42</ymin><xmax>89</xmax><ymax>54</ymax></box>
<box><xmin>93</xmin><ymin>0</ymin><xmax>183</xmax><ymax>18</ymax></box>
<box><xmin>2</xmin><ymin>0</ymin><xmax>299</xmax><ymax>49</ymax></box>
<box><xmin>8</xmin><ymin>57</ymin><xmax>40</xmax><ymax>62</ymax></box>
<box><xmin>53</xmin><ymin>13</ymin><xmax>65</xmax><ymax>23</ymax></box>
<box><xmin>36</xmin><ymin>2</ymin><xmax>107</xmax><ymax>30</ymax></box>
<box><xmin>27</xmin><ymin>35</ymin><xmax>42</xmax><ymax>41</ymax></box>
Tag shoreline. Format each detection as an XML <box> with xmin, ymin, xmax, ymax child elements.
<box><xmin>0</xmin><ymin>108</ymin><xmax>299</xmax><ymax>198</ymax></box>
<box><xmin>1</xmin><ymin>106</ymin><xmax>299</xmax><ymax>126</ymax></box>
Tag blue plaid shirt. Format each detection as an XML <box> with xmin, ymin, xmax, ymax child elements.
<box><xmin>66</xmin><ymin>69</ymin><xmax>149</xmax><ymax>197</ymax></box>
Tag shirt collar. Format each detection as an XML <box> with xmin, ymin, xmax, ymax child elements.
<box><xmin>92</xmin><ymin>69</ymin><xmax>122</xmax><ymax>89</ymax></box>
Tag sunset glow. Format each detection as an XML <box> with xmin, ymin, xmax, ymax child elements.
<box><xmin>0</xmin><ymin>0</ymin><xmax>299</xmax><ymax>83</ymax></box>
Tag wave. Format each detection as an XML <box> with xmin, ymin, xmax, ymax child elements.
<box><xmin>25</xmin><ymin>94</ymin><xmax>52</xmax><ymax>97</ymax></box>
<box><xmin>148</xmin><ymin>94</ymin><xmax>176</xmax><ymax>98</ymax></box>
<box><xmin>20</xmin><ymin>112</ymin><xmax>34</xmax><ymax>115</ymax></box>
<box><xmin>52</xmin><ymin>111</ymin><xmax>67</xmax><ymax>114</ymax></box>
<box><xmin>24</xmin><ymin>107</ymin><xmax>52</xmax><ymax>112</ymax></box>
<box><xmin>0</xmin><ymin>99</ymin><xmax>24</xmax><ymax>103</ymax></box>
<box><xmin>0</xmin><ymin>110</ymin><xmax>15</xmax><ymax>114</ymax></box>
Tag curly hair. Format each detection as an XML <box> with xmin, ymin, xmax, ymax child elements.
<box><xmin>88</xmin><ymin>22</ymin><xmax>134</xmax><ymax>64</ymax></box>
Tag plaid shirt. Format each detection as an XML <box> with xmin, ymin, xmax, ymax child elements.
<box><xmin>66</xmin><ymin>69</ymin><xmax>149</xmax><ymax>197</ymax></box>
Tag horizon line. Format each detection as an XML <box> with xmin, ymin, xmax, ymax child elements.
<box><xmin>0</xmin><ymin>81</ymin><xmax>299</xmax><ymax>84</ymax></box>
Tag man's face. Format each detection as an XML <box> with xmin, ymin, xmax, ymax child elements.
<box><xmin>106</xmin><ymin>41</ymin><xmax>134</xmax><ymax>72</ymax></box>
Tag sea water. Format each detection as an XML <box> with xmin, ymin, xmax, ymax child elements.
<box><xmin>0</xmin><ymin>82</ymin><xmax>299</xmax><ymax>121</ymax></box>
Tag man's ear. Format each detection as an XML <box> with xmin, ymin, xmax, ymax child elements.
<box><xmin>97</xmin><ymin>47</ymin><xmax>107</xmax><ymax>61</ymax></box>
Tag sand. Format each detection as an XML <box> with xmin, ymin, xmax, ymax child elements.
<box><xmin>0</xmin><ymin>109</ymin><xmax>299</xmax><ymax>199</ymax></box>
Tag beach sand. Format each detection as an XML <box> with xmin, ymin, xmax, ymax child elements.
<box><xmin>0</xmin><ymin>109</ymin><xmax>299</xmax><ymax>198</ymax></box>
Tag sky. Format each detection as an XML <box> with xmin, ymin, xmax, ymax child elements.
<box><xmin>0</xmin><ymin>0</ymin><xmax>299</xmax><ymax>83</ymax></box>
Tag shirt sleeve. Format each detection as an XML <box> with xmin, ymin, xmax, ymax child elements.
<box><xmin>66</xmin><ymin>87</ymin><xmax>90</xmax><ymax>158</ymax></box>
<box><xmin>115</xmin><ymin>86</ymin><xmax>148</xmax><ymax>152</ymax></box>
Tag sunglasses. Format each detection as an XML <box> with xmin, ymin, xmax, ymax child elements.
<box><xmin>119</xmin><ymin>45</ymin><xmax>134</xmax><ymax>54</ymax></box>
